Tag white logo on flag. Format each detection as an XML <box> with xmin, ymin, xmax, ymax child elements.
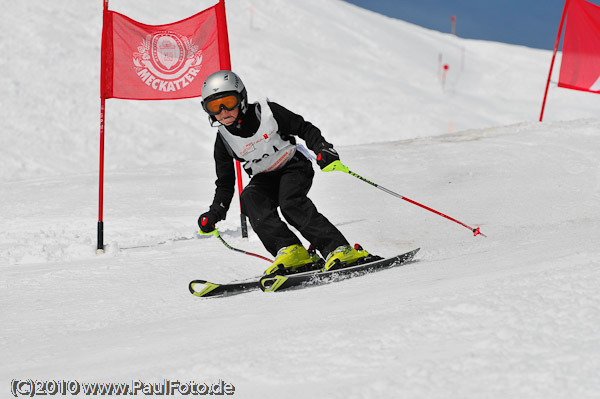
<box><xmin>133</xmin><ymin>31</ymin><xmax>203</xmax><ymax>93</ymax></box>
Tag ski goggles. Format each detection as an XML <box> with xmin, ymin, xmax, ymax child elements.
<box><xmin>203</xmin><ymin>94</ymin><xmax>241</xmax><ymax>115</ymax></box>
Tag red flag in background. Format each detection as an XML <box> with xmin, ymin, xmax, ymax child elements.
<box><xmin>101</xmin><ymin>1</ymin><xmax>230</xmax><ymax>100</ymax></box>
<box><xmin>558</xmin><ymin>0</ymin><xmax>600</xmax><ymax>93</ymax></box>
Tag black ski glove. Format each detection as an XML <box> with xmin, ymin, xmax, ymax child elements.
<box><xmin>315</xmin><ymin>142</ymin><xmax>340</xmax><ymax>170</ymax></box>
<box><xmin>198</xmin><ymin>211</ymin><xmax>218</xmax><ymax>233</ymax></box>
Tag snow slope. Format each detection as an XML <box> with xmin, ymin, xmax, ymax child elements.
<box><xmin>2</xmin><ymin>0</ymin><xmax>600</xmax><ymax>398</ymax></box>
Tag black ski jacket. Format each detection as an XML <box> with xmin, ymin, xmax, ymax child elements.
<box><xmin>207</xmin><ymin>101</ymin><xmax>330</xmax><ymax>221</ymax></box>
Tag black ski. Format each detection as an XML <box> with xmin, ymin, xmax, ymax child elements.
<box><xmin>189</xmin><ymin>260</ymin><xmax>325</xmax><ymax>298</ymax></box>
<box><xmin>259</xmin><ymin>248</ymin><xmax>420</xmax><ymax>292</ymax></box>
<box><xmin>188</xmin><ymin>259</ymin><xmax>325</xmax><ymax>297</ymax></box>
<box><xmin>189</xmin><ymin>278</ymin><xmax>262</xmax><ymax>298</ymax></box>
<box><xmin>189</xmin><ymin>248</ymin><xmax>419</xmax><ymax>298</ymax></box>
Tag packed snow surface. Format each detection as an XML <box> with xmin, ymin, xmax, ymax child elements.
<box><xmin>2</xmin><ymin>0</ymin><xmax>600</xmax><ymax>398</ymax></box>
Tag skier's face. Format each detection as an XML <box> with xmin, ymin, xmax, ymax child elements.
<box><xmin>216</xmin><ymin>106</ymin><xmax>239</xmax><ymax>126</ymax></box>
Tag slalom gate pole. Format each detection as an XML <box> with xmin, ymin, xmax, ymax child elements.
<box><xmin>216</xmin><ymin>0</ymin><xmax>248</xmax><ymax>239</ymax></box>
<box><xmin>200</xmin><ymin>229</ymin><xmax>272</xmax><ymax>262</ymax></box>
<box><xmin>97</xmin><ymin>98</ymin><xmax>106</xmax><ymax>254</ymax></box>
<box><xmin>97</xmin><ymin>0</ymin><xmax>110</xmax><ymax>254</ymax></box>
<box><xmin>539</xmin><ymin>0</ymin><xmax>571</xmax><ymax>122</ymax></box>
<box><xmin>324</xmin><ymin>161</ymin><xmax>486</xmax><ymax>237</ymax></box>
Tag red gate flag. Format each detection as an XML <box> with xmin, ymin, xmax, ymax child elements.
<box><xmin>101</xmin><ymin>1</ymin><xmax>230</xmax><ymax>100</ymax></box>
<box><xmin>97</xmin><ymin>0</ymin><xmax>242</xmax><ymax>253</ymax></box>
<box><xmin>558</xmin><ymin>0</ymin><xmax>600</xmax><ymax>93</ymax></box>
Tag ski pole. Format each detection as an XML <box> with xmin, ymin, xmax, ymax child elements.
<box><xmin>199</xmin><ymin>228</ymin><xmax>273</xmax><ymax>262</ymax></box>
<box><xmin>323</xmin><ymin>161</ymin><xmax>486</xmax><ymax>237</ymax></box>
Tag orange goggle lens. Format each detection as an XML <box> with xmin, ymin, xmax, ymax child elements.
<box><xmin>204</xmin><ymin>95</ymin><xmax>240</xmax><ymax>115</ymax></box>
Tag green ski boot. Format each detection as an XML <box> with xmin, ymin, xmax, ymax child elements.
<box><xmin>264</xmin><ymin>244</ymin><xmax>321</xmax><ymax>276</ymax></box>
<box><xmin>322</xmin><ymin>244</ymin><xmax>370</xmax><ymax>272</ymax></box>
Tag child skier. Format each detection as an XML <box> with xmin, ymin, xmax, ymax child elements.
<box><xmin>197</xmin><ymin>70</ymin><xmax>368</xmax><ymax>274</ymax></box>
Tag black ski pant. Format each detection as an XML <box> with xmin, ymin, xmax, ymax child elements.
<box><xmin>240</xmin><ymin>154</ymin><xmax>348</xmax><ymax>258</ymax></box>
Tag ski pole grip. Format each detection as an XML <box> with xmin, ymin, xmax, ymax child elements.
<box><xmin>199</xmin><ymin>228</ymin><xmax>220</xmax><ymax>238</ymax></box>
<box><xmin>322</xmin><ymin>160</ymin><xmax>350</xmax><ymax>173</ymax></box>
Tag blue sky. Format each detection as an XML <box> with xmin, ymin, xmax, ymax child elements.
<box><xmin>342</xmin><ymin>0</ymin><xmax>575</xmax><ymax>50</ymax></box>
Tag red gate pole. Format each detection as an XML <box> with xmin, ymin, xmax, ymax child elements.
<box><xmin>540</xmin><ymin>0</ymin><xmax>571</xmax><ymax>122</ymax></box>
<box><xmin>97</xmin><ymin>0</ymin><xmax>109</xmax><ymax>254</ymax></box>
<box><xmin>97</xmin><ymin>98</ymin><xmax>106</xmax><ymax>253</ymax></box>
<box><xmin>217</xmin><ymin>0</ymin><xmax>248</xmax><ymax>238</ymax></box>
